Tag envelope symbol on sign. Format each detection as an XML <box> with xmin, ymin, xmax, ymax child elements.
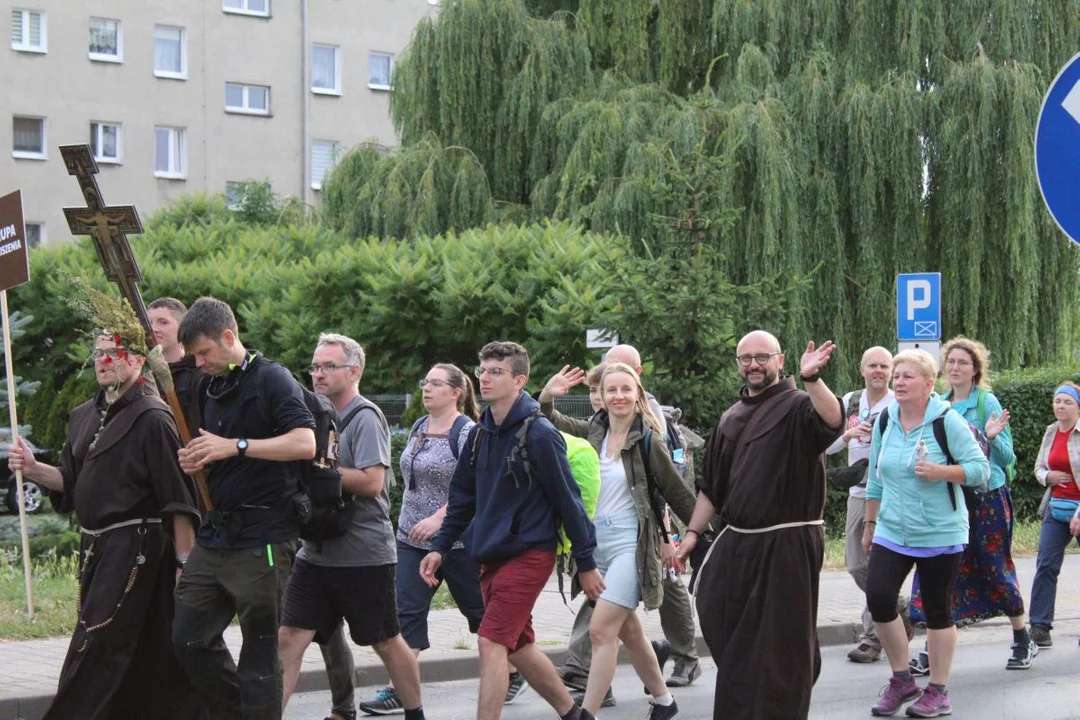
<box><xmin>914</xmin><ymin>321</ymin><xmax>937</xmax><ymax>337</ymax></box>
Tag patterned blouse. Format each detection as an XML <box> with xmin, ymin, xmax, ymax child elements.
<box><xmin>397</xmin><ymin>415</ymin><xmax>474</xmax><ymax>551</ymax></box>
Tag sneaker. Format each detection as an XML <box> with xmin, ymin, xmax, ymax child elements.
<box><xmin>557</xmin><ymin>665</ymin><xmax>590</xmax><ymax>691</ymax></box>
<box><xmin>1030</xmin><ymin>625</ymin><xmax>1053</xmax><ymax>648</ymax></box>
<box><xmin>504</xmin><ymin>672</ymin><xmax>529</xmax><ymax>704</ymax></box>
<box><xmin>1006</xmin><ymin>639</ymin><xmax>1038</xmax><ymax>670</ymax></box>
<box><xmin>905</xmin><ymin>684</ymin><xmax>951</xmax><ymax>717</ymax></box>
<box><xmin>570</xmin><ymin>687</ymin><xmax>616</xmax><ymax>708</ymax></box>
<box><xmin>848</xmin><ymin>643</ymin><xmax>883</xmax><ymax>663</ymax></box>
<box><xmin>909</xmin><ymin>649</ymin><xmax>930</xmax><ymax>677</ymax></box>
<box><xmin>871</xmin><ymin>676</ymin><xmax>922</xmax><ymax>717</ymax></box>
<box><xmin>665</xmin><ymin>660</ymin><xmax>702</xmax><ymax>687</ymax></box>
<box><xmin>644</xmin><ymin>639</ymin><xmax>673</xmax><ymax>693</ymax></box>
<box><xmin>646</xmin><ymin>699</ymin><xmax>679</xmax><ymax>720</ymax></box>
<box><xmin>358</xmin><ymin>687</ymin><xmax>404</xmax><ymax>716</ymax></box>
<box><xmin>326</xmin><ymin>713</ymin><xmax>357</xmax><ymax>720</ymax></box>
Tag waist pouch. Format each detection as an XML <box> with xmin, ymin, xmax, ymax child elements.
<box><xmin>1049</xmin><ymin>497</ymin><xmax>1079</xmax><ymax>524</ymax></box>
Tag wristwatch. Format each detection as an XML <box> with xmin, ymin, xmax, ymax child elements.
<box><xmin>801</xmin><ymin>372</ymin><xmax>821</xmax><ymax>383</ymax></box>
<box><xmin>236</xmin><ymin>438</ymin><xmax>249</xmax><ymax>458</ymax></box>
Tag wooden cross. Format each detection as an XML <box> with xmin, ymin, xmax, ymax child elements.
<box><xmin>60</xmin><ymin>144</ymin><xmax>148</xmax><ymax>322</ymax></box>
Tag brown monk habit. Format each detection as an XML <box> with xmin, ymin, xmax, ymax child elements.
<box><xmin>45</xmin><ymin>380</ymin><xmax>206</xmax><ymax>720</ymax></box>
<box><xmin>694</xmin><ymin>376</ymin><xmax>842</xmax><ymax>720</ymax></box>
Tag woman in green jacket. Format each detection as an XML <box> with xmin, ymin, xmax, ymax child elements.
<box><xmin>540</xmin><ymin>362</ymin><xmax>695</xmax><ymax>720</ymax></box>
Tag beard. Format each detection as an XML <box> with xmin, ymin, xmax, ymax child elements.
<box><xmin>744</xmin><ymin>367</ymin><xmax>778</xmax><ymax>391</ymax></box>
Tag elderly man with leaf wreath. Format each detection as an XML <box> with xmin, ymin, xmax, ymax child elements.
<box><xmin>10</xmin><ymin>285</ymin><xmax>205</xmax><ymax>720</ymax></box>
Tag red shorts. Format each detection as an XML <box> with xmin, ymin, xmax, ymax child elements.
<box><xmin>478</xmin><ymin>548</ymin><xmax>556</xmax><ymax>652</ymax></box>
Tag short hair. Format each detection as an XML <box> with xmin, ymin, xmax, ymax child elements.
<box><xmin>892</xmin><ymin>349</ymin><xmax>938</xmax><ymax>382</ymax></box>
<box><xmin>940</xmin><ymin>336</ymin><xmax>991</xmax><ymax>389</ymax></box>
<box><xmin>178</xmin><ymin>297</ymin><xmax>238</xmax><ymax>347</ymax></box>
<box><xmin>585</xmin><ymin>363</ymin><xmax>607</xmax><ymax>388</ymax></box>
<box><xmin>478</xmin><ymin>341</ymin><xmax>529</xmax><ymax>377</ymax></box>
<box><xmin>316</xmin><ymin>332</ymin><xmax>366</xmax><ymax>381</ymax></box>
<box><xmin>148</xmin><ymin>297</ymin><xmax>187</xmax><ymax>322</ymax></box>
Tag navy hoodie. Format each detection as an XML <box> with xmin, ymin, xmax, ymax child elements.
<box><xmin>431</xmin><ymin>392</ymin><xmax>597</xmax><ymax>572</ymax></box>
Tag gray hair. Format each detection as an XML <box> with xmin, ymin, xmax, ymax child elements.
<box><xmin>317</xmin><ymin>332</ymin><xmax>365</xmax><ymax>381</ymax></box>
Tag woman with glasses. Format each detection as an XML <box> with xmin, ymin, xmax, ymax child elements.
<box><xmin>1029</xmin><ymin>381</ymin><xmax>1080</xmax><ymax>648</ymax></box>
<box><xmin>906</xmin><ymin>336</ymin><xmax>1035</xmax><ymax>676</ymax></box>
<box><xmin>539</xmin><ymin>362</ymin><xmax>695</xmax><ymax>720</ymax></box>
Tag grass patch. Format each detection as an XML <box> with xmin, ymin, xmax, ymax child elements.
<box><xmin>0</xmin><ymin>553</ymin><xmax>78</xmax><ymax>640</ymax></box>
<box><xmin>430</xmin><ymin>583</ymin><xmax>458</xmax><ymax>611</ymax></box>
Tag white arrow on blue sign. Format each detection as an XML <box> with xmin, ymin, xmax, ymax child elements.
<box><xmin>896</xmin><ymin>273</ymin><xmax>941</xmax><ymax>341</ymax></box>
<box><xmin>1035</xmin><ymin>52</ymin><xmax>1080</xmax><ymax>247</ymax></box>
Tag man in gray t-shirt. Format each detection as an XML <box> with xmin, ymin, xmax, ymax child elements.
<box><xmin>278</xmin><ymin>334</ymin><xmax>427</xmax><ymax>720</ymax></box>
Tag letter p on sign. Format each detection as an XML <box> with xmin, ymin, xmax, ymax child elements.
<box><xmin>907</xmin><ymin>280</ymin><xmax>931</xmax><ymax>321</ymax></box>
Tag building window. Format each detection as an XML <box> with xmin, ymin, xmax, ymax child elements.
<box><xmin>223</xmin><ymin>0</ymin><xmax>269</xmax><ymax>17</ymax></box>
<box><xmin>24</xmin><ymin>223</ymin><xmax>43</xmax><ymax>248</ymax></box>
<box><xmin>368</xmin><ymin>52</ymin><xmax>393</xmax><ymax>90</ymax></box>
<box><xmin>89</xmin><ymin>17</ymin><xmax>122</xmax><ymax>62</ymax></box>
<box><xmin>225</xmin><ymin>83</ymin><xmax>270</xmax><ymax>115</ymax></box>
<box><xmin>154</xmin><ymin>126</ymin><xmax>185</xmax><ymax>178</ymax></box>
<box><xmin>12</xmin><ymin>116</ymin><xmax>45</xmax><ymax>159</ymax></box>
<box><xmin>312</xmin><ymin>44</ymin><xmax>341</xmax><ymax>95</ymax></box>
<box><xmin>11</xmin><ymin>9</ymin><xmax>46</xmax><ymax>52</ymax></box>
<box><xmin>311</xmin><ymin>140</ymin><xmax>339</xmax><ymax>190</ymax></box>
<box><xmin>90</xmin><ymin>122</ymin><xmax>121</xmax><ymax>163</ymax></box>
<box><xmin>154</xmin><ymin>25</ymin><xmax>186</xmax><ymax>78</ymax></box>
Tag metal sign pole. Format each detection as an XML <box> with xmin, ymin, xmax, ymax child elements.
<box><xmin>2</xmin><ymin>289</ymin><xmax>34</xmax><ymax>617</ymax></box>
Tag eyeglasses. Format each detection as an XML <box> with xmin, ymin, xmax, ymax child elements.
<box><xmin>418</xmin><ymin>378</ymin><xmax>451</xmax><ymax>389</ymax></box>
<box><xmin>474</xmin><ymin>366</ymin><xmax>515</xmax><ymax>378</ymax></box>
<box><xmin>91</xmin><ymin>348</ymin><xmax>125</xmax><ymax>361</ymax></box>
<box><xmin>735</xmin><ymin>352</ymin><xmax>781</xmax><ymax>367</ymax></box>
<box><xmin>944</xmin><ymin>358</ymin><xmax>972</xmax><ymax>367</ymax></box>
<box><xmin>307</xmin><ymin>363</ymin><xmax>356</xmax><ymax>375</ymax></box>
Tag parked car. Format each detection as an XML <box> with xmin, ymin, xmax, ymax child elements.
<box><xmin>0</xmin><ymin>438</ymin><xmax>53</xmax><ymax>514</ymax></box>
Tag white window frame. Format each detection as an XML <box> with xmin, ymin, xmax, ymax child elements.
<box><xmin>24</xmin><ymin>222</ymin><xmax>44</xmax><ymax>247</ymax></box>
<box><xmin>90</xmin><ymin>121</ymin><xmax>122</xmax><ymax>164</ymax></box>
<box><xmin>88</xmin><ymin>17</ymin><xmax>123</xmax><ymax>63</ymax></box>
<box><xmin>311</xmin><ymin>140</ymin><xmax>339</xmax><ymax>190</ymax></box>
<box><xmin>222</xmin><ymin>0</ymin><xmax>270</xmax><ymax>18</ymax></box>
<box><xmin>225</xmin><ymin>83</ymin><xmax>271</xmax><ymax>116</ymax></box>
<box><xmin>154</xmin><ymin>126</ymin><xmax>185</xmax><ymax>179</ymax></box>
<box><xmin>12</xmin><ymin>115</ymin><xmax>46</xmax><ymax>160</ymax></box>
<box><xmin>11</xmin><ymin>9</ymin><xmax>47</xmax><ymax>53</ymax></box>
<box><xmin>311</xmin><ymin>44</ymin><xmax>342</xmax><ymax>96</ymax></box>
<box><xmin>368</xmin><ymin>52</ymin><xmax>393</xmax><ymax>91</ymax></box>
<box><xmin>153</xmin><ymin>25</ymin><xmax>187</xmax><ymax>80</ymax></box>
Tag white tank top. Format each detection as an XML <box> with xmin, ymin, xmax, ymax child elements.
<box><xmin>594</xmin><ymin>434</ymin><xmax>636</xmax><ymax>518</ymax></box>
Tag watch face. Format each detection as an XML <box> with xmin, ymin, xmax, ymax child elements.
<box><xmin>238</xmin><ymin>440</ymin><xmax>248</xmax><ymax>452</ymax></box>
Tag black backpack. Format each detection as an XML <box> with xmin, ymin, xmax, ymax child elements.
<box><xmin>408</xmin><ymin>414</ymin><xmax>472</xmax><ymax>460</ymax></box>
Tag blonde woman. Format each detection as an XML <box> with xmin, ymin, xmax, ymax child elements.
<box><xmin>539</xmin><ymin>363</ymin><xmax>695</xmax><ymax>720</ymax></box>
<box><xmin>1029</xmin><ymin>381</ymin><xmax>1080</xmax><ymax>647</ymax></box>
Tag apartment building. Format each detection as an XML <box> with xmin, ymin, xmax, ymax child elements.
<box><xmin>2</xmin><ymin>0</ymin><xmax>438</xmax><ymax>246</ymax></box>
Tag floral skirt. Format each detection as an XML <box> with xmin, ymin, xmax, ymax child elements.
<box><xmin>910</xmin><ymin>486</ymin><xmax>1025</xmax><ymax>627</ymax></box>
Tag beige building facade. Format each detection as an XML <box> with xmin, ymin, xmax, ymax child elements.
<box><xmin>2</xmin><ymin>0</ymin><xmax>438</xmax><ymax>245</ymax></box>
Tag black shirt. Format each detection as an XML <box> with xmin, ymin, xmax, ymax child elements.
<box><xmin>197</xmin><ymin>351</ymin><xmax>315</xmax><ymax>549</ymax></box>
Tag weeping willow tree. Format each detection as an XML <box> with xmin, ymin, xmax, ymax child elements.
<box><xmin>322</xmin><ymin>0</ymin><xmax>1080</xmax><ymax>379</ymax></box>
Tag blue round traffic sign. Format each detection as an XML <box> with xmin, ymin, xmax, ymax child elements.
<box><xmin>1036</xmin><ymin>53</ymin><xmax>1080</xmax><ymax>247</ymax></box>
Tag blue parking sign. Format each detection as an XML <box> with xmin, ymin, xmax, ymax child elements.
<box><xmin>1036</xmin><ymin>53</ymin><xmax>1080</xmax><ymax>246</ymax></box>
<box><xmin>897</xmin><ymin>273</ymin><xmax>941</xmax><ymax>341</ymax></box>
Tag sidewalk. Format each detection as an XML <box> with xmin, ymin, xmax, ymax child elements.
<box><xmin>2</xmin><ymin>556</ymin><xmax>1077</xmax><ymax>720</ymax></box>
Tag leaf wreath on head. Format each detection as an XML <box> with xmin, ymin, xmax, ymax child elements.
<box><xmin>67</xmin><ymin>276</ymin><xmax>148</xmax><ymax>357</ymax></box>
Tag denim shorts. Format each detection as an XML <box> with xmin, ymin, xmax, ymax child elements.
<box><xmin>593</xmin><ymin>509</ymin><xmax>641</xmax><ymax>609</ymax></box>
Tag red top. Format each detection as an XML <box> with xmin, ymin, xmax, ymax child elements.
<box><xmin>1049</xmin><ymin>429</ymin><xmax>1080</xmax><ymax>501</ymax></box>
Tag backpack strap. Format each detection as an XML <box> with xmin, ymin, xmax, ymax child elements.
<box><xmin>930</xmin><ymin>413</ymin><xmax>960</xmax><ymax>511</ymax></box>
<box><xmin>640</xmin><ymin>427</ymin><xmax>671</xmax><ymax>544</ymax></box>
<box><xmin>448</xmin><ymin>414</ymin><xmax>470</xmax><ymax>460</ymax></box>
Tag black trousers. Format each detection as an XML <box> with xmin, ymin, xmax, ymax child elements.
<box><xmin>866</xmin><ymin>543</ymin><xmax>961</xmax><ymax>630</ymax></box>
<box><xmin>173</xmin><ymin>541</ymin><xmax>296</xmax><ymax>720</ymax></box>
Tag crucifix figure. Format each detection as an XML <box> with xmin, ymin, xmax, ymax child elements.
<box><xmin>61</xmin><ymin>143</ymin><xmax>212</xmax><ymax>510</ymax></box>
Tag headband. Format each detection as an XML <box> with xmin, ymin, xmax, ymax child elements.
<box><xmin>1054</xmin><ymin>385</ymin><xmax>1080</xmax><ymax>404</ymax></box>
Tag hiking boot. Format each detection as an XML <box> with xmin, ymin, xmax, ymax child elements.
<box><xmin>557</xmin><ymin>665</ymin><xmax>589</xmax><ymax>691</ymax></box>
<box><xmin>1006</xmin><ymin>639</ymin><xmax>1037</xmax><ymax>670</ymax></box>
<box><xmin>665</xmin><ymin>660</ymin><xmax>702</xmax><ymax>687</ymax></box>
<box><xmin>848</xmin><ymin>643</ymin><xmax>882</xmax><ymax>663</ymax></box>
<box><xmin>644</xmin><ymin>639</ymin><xmax>673</xmax><ymax>693</ymax></box>
<box><xmin>871</xmin><ymin>676</ymin><xmax>922</xmax><ymax>717</ymax></box>
<box><xmin>1030</xmin><ymin>625</ymin><xmax>1052</xmax><ymax>648</ymax></box>
<box><xmin>358</xmin><ymin>686</ymin><xmax>404</xmax><ymax>716</ymax></box>
<box><xmin>909</xmin><ymin>649</ymin><xmax>930</xmax><ymax>677</ymax></box>
<box><xmin>571</xmin><ymin>687</ymin><xmax>616</xmax><ymax>708</ymax></box>
<box><xmin>646</xmin><ymin>699</ymin><xmax>679</xmax><ymax>720</ymax></box>
<box><xmin>905</xmin><ymin>684</ymin><xmax>951</xmax><ymax>717</ymax></box>
<box><xmin>504</xmin><ymin>672</ymin><xmax>529</xmax><ymax>704</ymax></box>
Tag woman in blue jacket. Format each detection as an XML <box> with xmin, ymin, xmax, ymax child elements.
<box><xmin>861</xmin><ymin>350</ymin><xmax>990</xmax><ymax>718</ymax></box>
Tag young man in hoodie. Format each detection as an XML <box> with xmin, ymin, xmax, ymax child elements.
<box><xmin>421</xmin><ymin>341</ymin><xmax>605</xmax><ymax>720</ymax></box>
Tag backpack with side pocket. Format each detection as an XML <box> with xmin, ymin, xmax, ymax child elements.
<box><xmin>973</xmin><ymin>388</ymin><xmax>1017</xmax><ymax>483</ymax></box>
<box><xmin>656</xmin><ymin>405</ymin><xmax>705</xmax><ymax>481</ymax></box>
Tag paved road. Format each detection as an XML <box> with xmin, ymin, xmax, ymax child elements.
<box><xmin>285</xmin><ymin>619</ymin><xmax>1080</xmax><ymax>720</ymax></box>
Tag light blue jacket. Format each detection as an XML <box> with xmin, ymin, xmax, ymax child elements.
<box><xmin>866</xmin><ymin>394</ymin><xmax>991</xmax><ymax>548</ymax></box>
<box><xmin>943</xmin><ymin>389</ymin><xmax>1015</xmax><ymax>492</ymax></box>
